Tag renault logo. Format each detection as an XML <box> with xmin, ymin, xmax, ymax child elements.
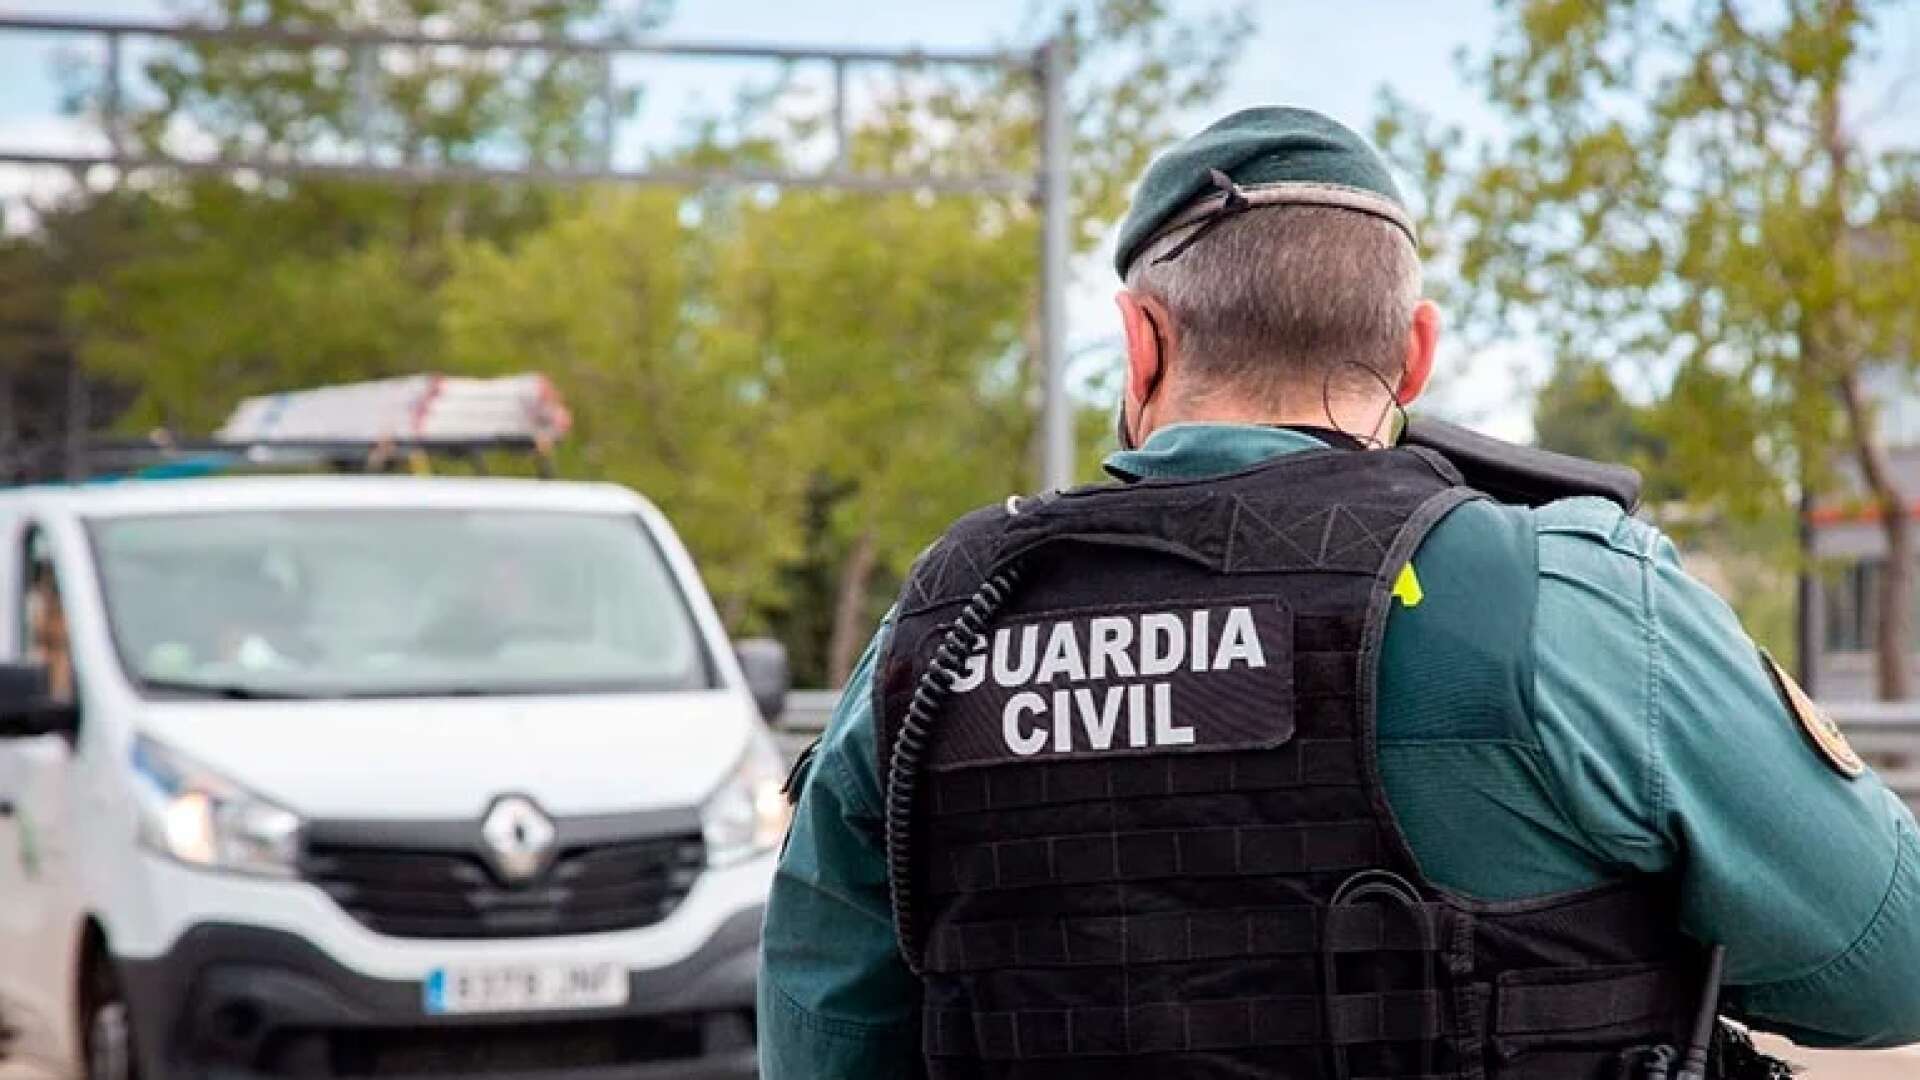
<box><xmin>481</xmin><ymin>795</ymin><xmax>556</xmax><ymax>884</ymax></box>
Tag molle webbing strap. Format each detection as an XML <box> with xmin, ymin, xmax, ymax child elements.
<box><xmin>926</xmin><ymin>902</ymin><xmax>1450</xmax><ymax>973</ymax></box>
<box><xmin>1493</xmin><ymin>965</ymin><xmax>1685</xmax><ymax>1036</ymax></box>
<box><xmin>929</xmin><ymin>821</ymin><xmax>1383</xmax><ymax>895</ymax></box>
<box><xmin>931</xmin><ymin>736</ymin><xmax>1364</xmax><ymax>815</ymax></box>
<box><xmin>926</xmin><ymin>990</ymin><xmax>1444</xmax><ymax>1059</ymax></box>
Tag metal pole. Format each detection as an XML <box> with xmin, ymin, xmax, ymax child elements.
<box><xmin>0</xmin><ymin>150</ymin><xmax>1031</xmax><ymax>196</ymax></box>
<box><xmin>599</xmin><ymin>53</ymin><xmax>617</xmax><ymax>170</ymax></box>
<box><xmin>1037</xmin><ymin>33</ymin><xmax>1071</xmax><ymax>490</ymax></box>
<box><xmin>1798</xmin><ymin>485</ymin><xmax>1817</xmax><ymax>692</ymax></box>
<box><xmin>103</xmin><ymin>30</ymin><xmax>123</xmax><ymax>161</ymax></box>
<box><xmin>0</xmin><ymin>14</ymin><xmax>1020</xmax><ymax>67</ymax></box>
<box><xmin>0</xmin><ymin>18</ymin><xmax>1035</xmax><ymax>196</ymax></box>
<box><xmin>831</xmin><ymin>59</ymin><xmax>848</xmax><ymax>172</ymax></box>
<box><xmin>354</xmin><ymin>43</ymin><xmax>376</xmax><ymax>162</ymax></box>
<box><xmin>64</xmin><ymin>355</ymin><xmax>87</xmax><ymax>482</ymax></box>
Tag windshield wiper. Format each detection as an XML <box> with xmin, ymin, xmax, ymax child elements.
<box><xmin>330</xmin><ymin>680</ymin><xmax>658</xmax><ymax>699</ymax></box>
<box><xmin>138</xmin><ymin>677</ymin><xmax>320</xmax><ymax>700</ymax></box>
<box><xmin>333</xmin><ymin>686</ymin><xmax>494</xmax><ymax>699</ymax></box>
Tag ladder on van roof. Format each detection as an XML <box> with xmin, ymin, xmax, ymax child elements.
<box><xmin>16</xmin><ymin>374</ymin><xmax>574</xmax><ymax>482</ymax></box>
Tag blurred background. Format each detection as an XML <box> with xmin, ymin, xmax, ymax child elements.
<box><xmin>0</xmin><ymin>0</ymin><xmax>1917</xmax><ymax>692</ymax></box>
<box><xmin>0</xmin><ymin>1</ymin><xmax>1916</xmax><ymax>1075</ymax></box>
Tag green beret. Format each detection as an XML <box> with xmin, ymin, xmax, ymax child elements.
<box><xmin>1113</xmin><ymin>106</ymin><xmax>1415</xmax><ymax>278</ymax></box>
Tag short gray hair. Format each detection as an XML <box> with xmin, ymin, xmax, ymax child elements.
<box><xmin>1123</xmin><ymin>205</ymin><xmax>1422</xmax><ymax>404</ymax></box>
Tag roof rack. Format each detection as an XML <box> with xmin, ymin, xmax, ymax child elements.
<box><xmin>14</xmin><ymin>374</ymin><xmax>571</xmax><ymax>483</ymax></box>
<box><xmin>78</xmin><ymin>434</ymin><xmax>556</xmax><ymax>480</ymax></box>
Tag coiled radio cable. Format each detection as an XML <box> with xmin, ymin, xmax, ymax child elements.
<box><xmin>885</xmin><ymin>561</ymin><xmax>1025</xmax><ymax>974</ymax></box>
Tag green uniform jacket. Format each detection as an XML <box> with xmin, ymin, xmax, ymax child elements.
<box><xmin>760</xmin><ymin>424</ymin><xmax>1920</xmax><ymax>1076</ymax></box>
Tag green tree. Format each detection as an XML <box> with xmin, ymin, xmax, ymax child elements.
<box><xmin>702</xmin><ymin>0</ymin><xmax>1250</xmax><ymax>680</ymax></box>
<box><xmin>1381</xmin><ymin>0</ymin><xmax>1920</xmax><ymax>696</ymax></box>
<box><xmin>441</xmin><ymin>0</ymin><xmax>1250</xmax><ymax>682</ymax></box>
<box><xmin>128</xmin><ymin>0</ymin><xmax>654</xmax><ymax>174</ymax></box>
<box><xmin>705</xmin><ymin>189</ymin><xmax>1038</xmax><ymax>680</ymax></box>
<box><xmin>1532</xmin><ymin>359</ymin><xmax>1654</xmax><ymax>463</ymax></box>
<box><xmin>48</xmin><ymin>0</ymin><xmax>1249</xmax><ymax>685</ymax></box>
<box><xmin>441</xmin><ymin>191</ymin><xmax>809</xmax><ymax>626</ymax></box>
<box><xmin>72</xmin><ymin>202</ymin><xmax>441</xmax><ymax>431</ymax></box>
<box><xmin>68</xmin><ymin>0</ymin><xmax>668</xmax><ymax>428</ymax></box>
<box><xmin>1531</xmin><ymin>357</ymin><xmax>1685</xmax><ymax>503</ymax></box>
<box><xmin>0</xmin><ymin>192</ymin><xmax>151</xmax><ymax>474</ymax></box>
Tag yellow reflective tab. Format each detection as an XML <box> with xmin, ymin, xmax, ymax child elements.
<box><xmin>1392</xmin><ymin>563</ymin><xmax>1424</xmax><ymax>608</ymax></box>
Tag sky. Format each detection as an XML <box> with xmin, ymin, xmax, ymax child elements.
<box><xmin>2</xmin><ymin>1</ymin><xmax>1918</xmax><ymax>439</ymax></box>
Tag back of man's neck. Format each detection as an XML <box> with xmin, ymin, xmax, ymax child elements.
<box><xmin>1149</xmin><ymin>406</ymin><xmax>1387</xmax><ymax>445</ymax></box>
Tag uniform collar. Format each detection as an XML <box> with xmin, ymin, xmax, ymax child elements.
<box><xmin>1102</xmin><ymin>422</ymin><xmax>1362</xmax><ymax>482</ymax></box>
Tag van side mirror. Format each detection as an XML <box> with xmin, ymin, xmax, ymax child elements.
<box><xmin>0</xmin><ymin>662</ymin><xmax>78</xmax><ymax>740</ymax></box>
<box><xmin>734</xmin><ymin>638</ymin><xmax>790</xmax><ymax>722</ymax></box>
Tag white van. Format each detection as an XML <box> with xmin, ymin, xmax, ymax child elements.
<box><xmin>0</xmin><ymin>474</ymin><xmax>790</xmax><ymax>1079</ymax></box>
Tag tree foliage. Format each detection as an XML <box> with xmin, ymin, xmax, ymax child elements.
<box><xmin>1380</xmin><ymin>0</ymin><xmax>1920</xmax><ymax>692</ymax></box>
<box><xmin>0</xmin><ymin>193</ymin><xmax>152</xmax><ymax>474</ymax></box>
<box><xmin>17</xmin><ymin>0</ymin><xmax>1248</xmax><ymax>687</ymax></box>
<box><xmin>1532</xmin><ymin>359</ymin><xmax>1656</xmax><ymax>464</ymax></box>
<box><xmin>66</xmin><ymin>0</ymin><xmax>655</xmax><ymax>430</ymax></box>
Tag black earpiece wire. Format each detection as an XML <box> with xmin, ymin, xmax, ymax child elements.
<box><xmin>1322</xmin><ymin>360</ymin><xmax>1408</xmax><ymax>450</ymax></box>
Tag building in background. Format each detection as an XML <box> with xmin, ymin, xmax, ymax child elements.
<box><xmin>1803</xmin><ymin>370</ymin><xmax>1920</xmax><ymax>702</ymax></box>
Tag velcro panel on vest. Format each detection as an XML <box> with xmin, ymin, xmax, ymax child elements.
<box><xmin>926</xmin><ymin>902</ymin><xmax>1450</xmax><ymax>972</ymax></box>
<box><xmin>926</xmin><ymin>990</ymin><xmax>1444</xmax><ymax>1059</ymax></box>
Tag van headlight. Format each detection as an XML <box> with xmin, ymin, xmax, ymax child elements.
<box><xmin>131</xmin><ymin>735</ymin><xmax>303</xmax><ymax>878</ymax></box>
<box><xmin>701</xmin><ymin>732</ymin><xmax>791</xmax><ymax>867</ymax></box>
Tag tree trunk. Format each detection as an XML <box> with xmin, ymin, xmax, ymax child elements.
<box><xmin>1838</xmin><ymin>368</ymin><xmax>1913</xmax><ymax>699</ymax></box>
<box><xmin>1816</xmin><ymin>0</ymin><xmax>1905</xmax><ymax>696</ymax></box>
<box><xmin>0</xmin><ymin>368</ymin><xmax>15</xmax><ymax>469</ymax></box>
<box><xmin>826</xmin><ymin>529</ymin><xmax>880</xmax><ymax>687</ymax></box>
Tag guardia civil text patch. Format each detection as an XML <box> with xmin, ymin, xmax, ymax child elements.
<box><xmin>928</xmin><ymin>599</ymin><xmax>1293</xmax><ymax>771</ymax></box>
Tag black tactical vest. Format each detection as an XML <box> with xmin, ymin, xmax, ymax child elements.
<box><xmin>876</xmin><ymin>445</ymin><xmax>1708</xmax><ymax>1080</ymax></box>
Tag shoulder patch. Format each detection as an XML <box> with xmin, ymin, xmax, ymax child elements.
<box><xmin>1761</xmin><ymin>650</ymin><xmax>1864</xmax><ymax>780</ymax></box>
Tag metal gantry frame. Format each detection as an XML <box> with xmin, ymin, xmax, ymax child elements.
<box><xmin>0</xmin><ymin>11</ymin><xmax>1079</xmax><ymax>489</ymax></box>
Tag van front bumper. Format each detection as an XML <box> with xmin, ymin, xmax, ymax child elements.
<box><xmin>117</xmin><ymin>908</ymin><xmax>761</xmax><ymax>1080</ymax></box>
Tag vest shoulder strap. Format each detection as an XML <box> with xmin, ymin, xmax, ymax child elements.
<box><xmin>895</xmin><ymin>499</ymin><xmax>1024</xmax><ymax>618</ymax></box>
<box><xmin>1402</xmin><ymin>416</ymin><xmax>1641</xmax><ymax>511</ymax></box>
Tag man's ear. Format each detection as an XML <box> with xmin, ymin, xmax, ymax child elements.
<box><xmin>1397</xmin><ymin>299</ymin><xmax>1441</xmax><ymax>404</ymax></box>
<box><xmin>1115</xmin><ymin>289</ymin><xmax>1170</xmax><ymax>405</ymax></box>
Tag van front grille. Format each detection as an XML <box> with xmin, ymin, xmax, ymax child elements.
<box><xmin>301</xmin><ymin>831</ymin><xmax>705</xmax><ymax>939</ymax></box>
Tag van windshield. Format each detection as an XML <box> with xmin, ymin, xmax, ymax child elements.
<box><xmin>86</xmin><ymin>510</ymin><xmax>715</xmax><ymax>699</ymax></box>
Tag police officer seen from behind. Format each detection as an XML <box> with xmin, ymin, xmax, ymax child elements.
<box><xmin>760</xmin><ymin>107</ymin><xmax>1920</xmax><ymax>1079</ymax></box>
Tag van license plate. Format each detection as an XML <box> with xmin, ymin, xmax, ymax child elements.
<box><xmin>424</xmin><ymin>962</ymin><xmax>629</xmax><ymax>1015</ymax></box>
